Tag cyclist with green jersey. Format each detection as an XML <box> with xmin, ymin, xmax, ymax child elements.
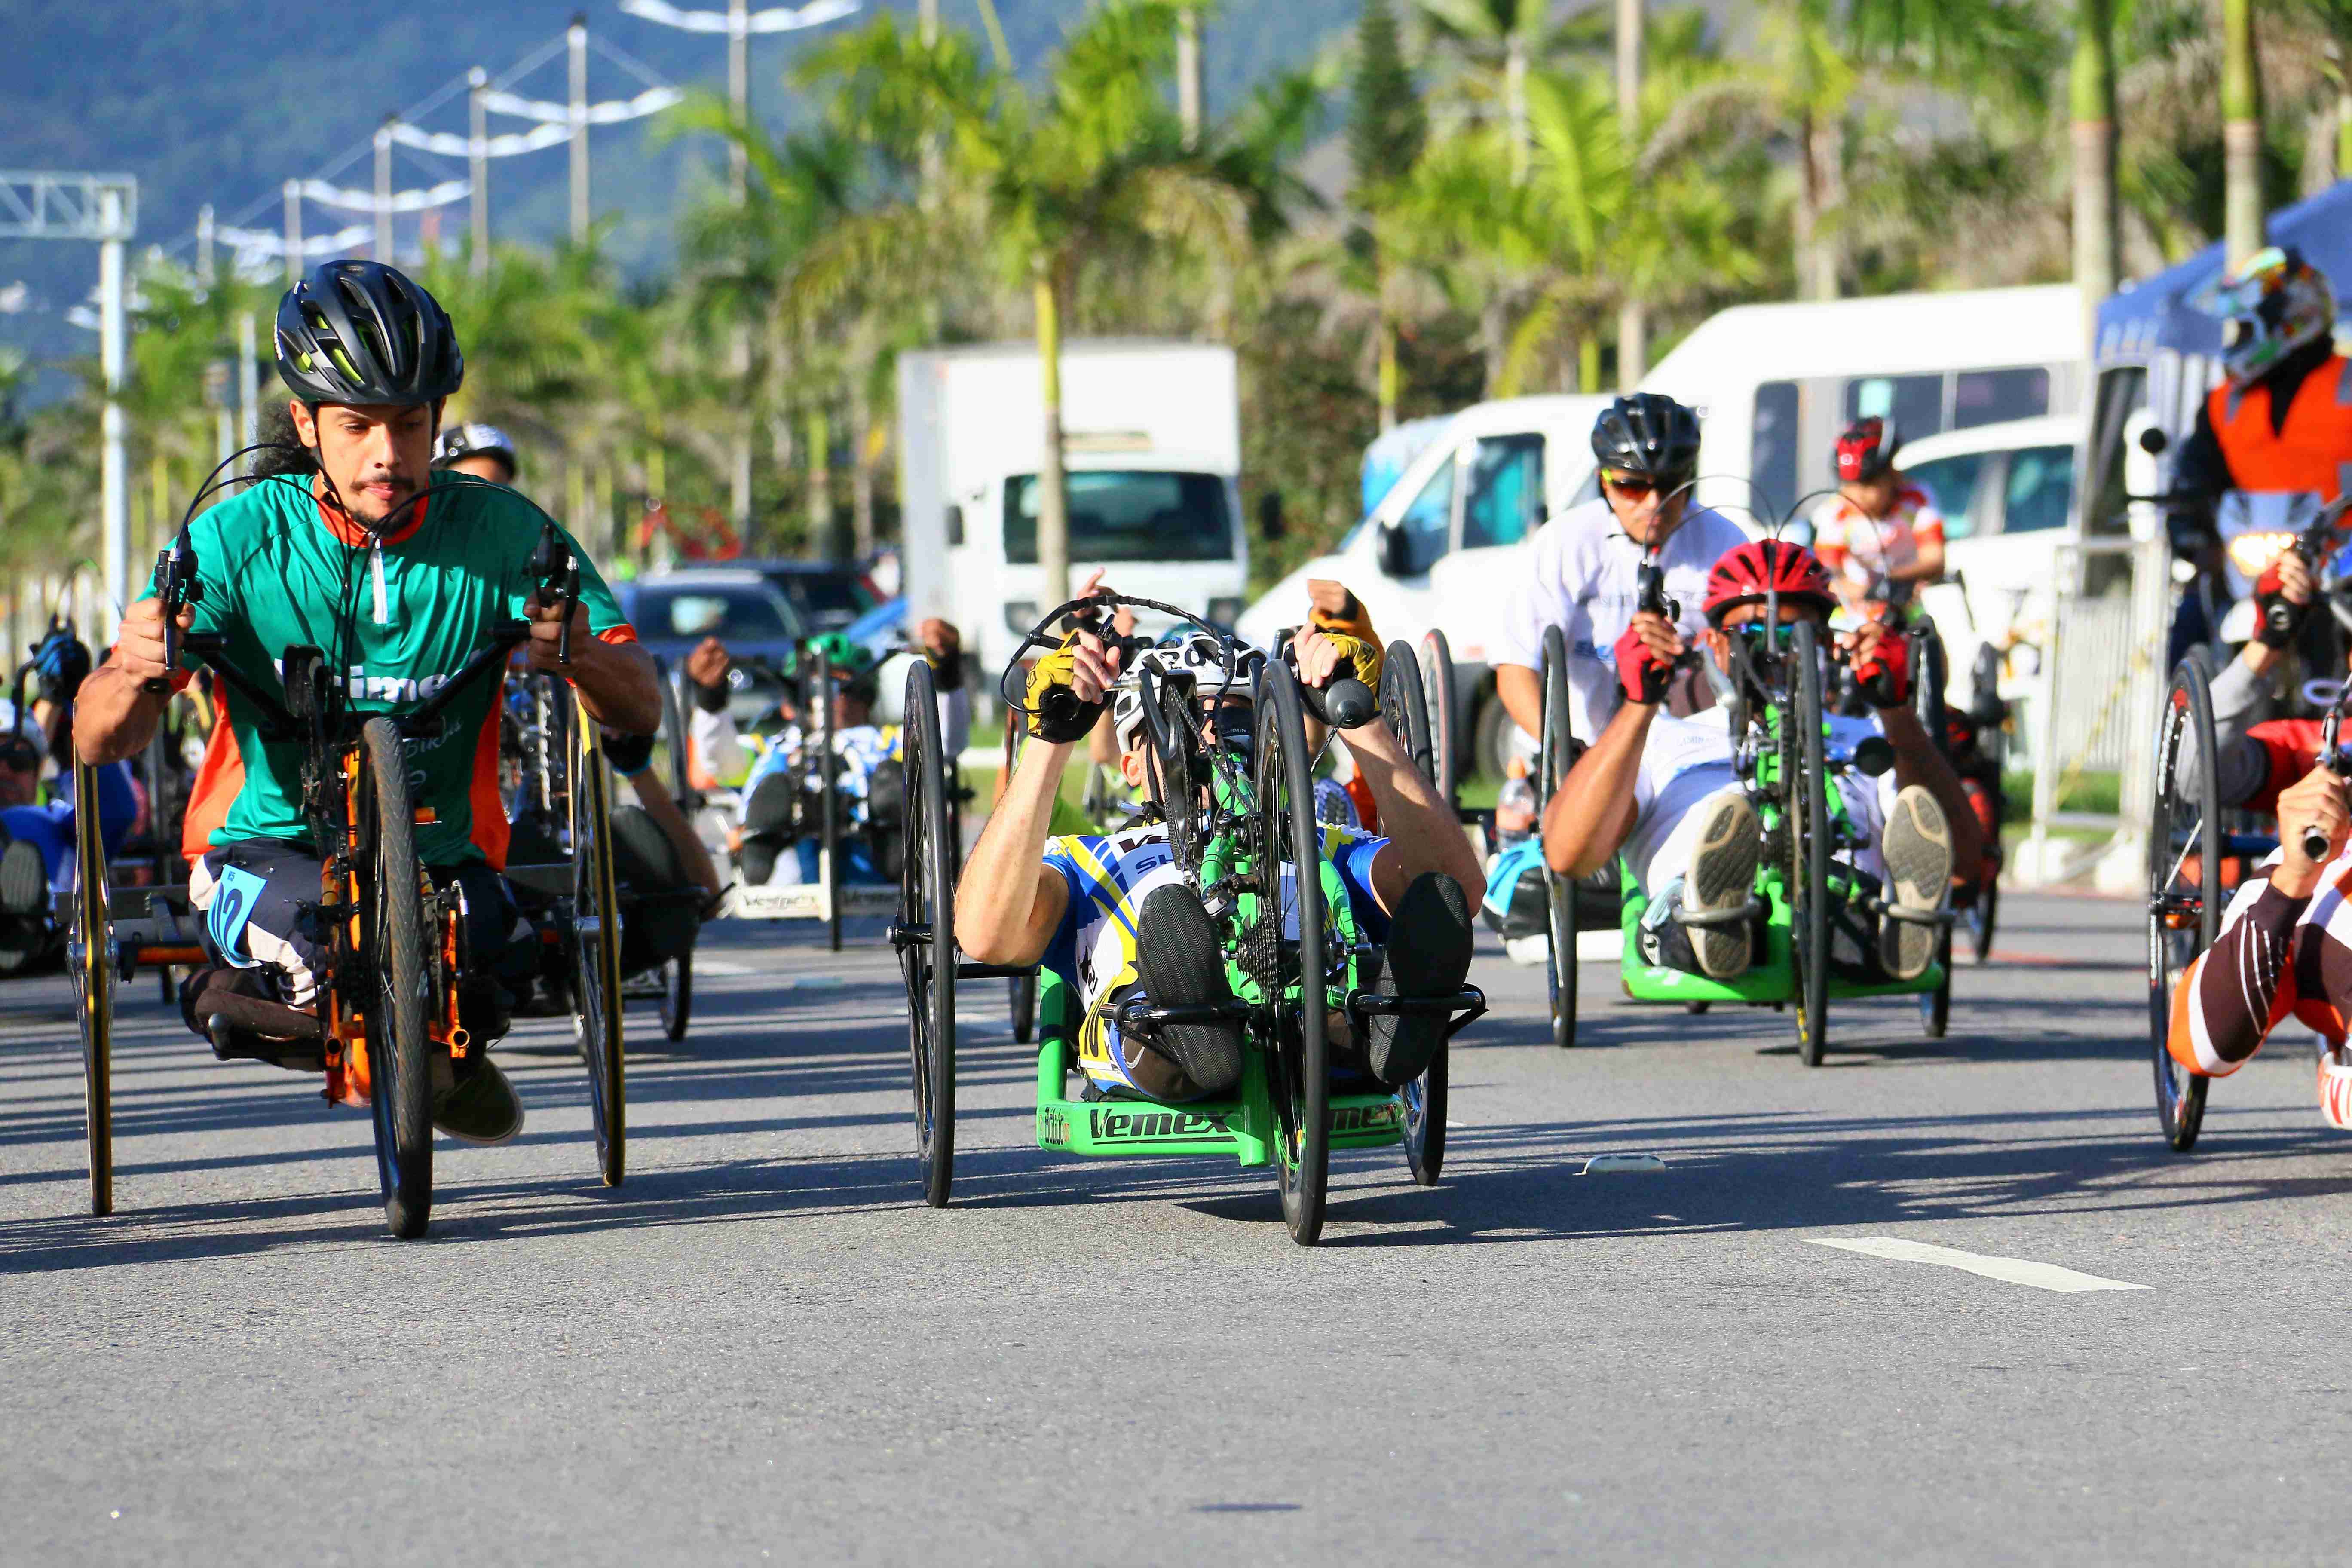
<box><xmin>74</xmin><ymin>260</ymin><xmax>661</xmax><ymax>1143</ymax></box>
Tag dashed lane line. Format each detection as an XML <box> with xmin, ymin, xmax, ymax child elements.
<box><xmin>1803</xmin><ymin>1237</ymin><xmax>2150</xmax><ymax>1294</ymax></box>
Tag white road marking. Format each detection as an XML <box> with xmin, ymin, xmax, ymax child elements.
<box><xmin>1804</xmin><ymin>1237</ymin><xmax>2149</xmax><ymax>1294</ymax></box>
<box><xmin>1583</xmin><ymin>1153</ymin><xmax>1666</xmax><ymax>1173</ymax></box>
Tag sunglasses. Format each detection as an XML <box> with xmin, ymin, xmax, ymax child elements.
<box><xmin>1602</xmin><ymin>471</ymin><xmax>1690</xmax><ymax>503</ymax></box>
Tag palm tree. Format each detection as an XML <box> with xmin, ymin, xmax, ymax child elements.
<box><xmin>1350</xmin><ymin>0</ymin><xmax>1428</xmax><ymax>431</ymax></box>
<box><xmin>2074</xmin><ymin>0</ymin><xmax>2120</xmax><ymax>348</ymax></box>
<box><xmin>1415</xmin><ymin>0</ymin><xmax>1559</xmax><ymax>183</ymax></box>
<box><xmin>2224</xmin><ymin>0</ymin><xmax>2264</xmax><ymax>264</ymax></box>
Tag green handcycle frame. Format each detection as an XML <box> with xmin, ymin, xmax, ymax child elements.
<box><xmin>894</xmin><ymin>605</ymin><xmax>1481</xmax><ymax>1247</ymax></box>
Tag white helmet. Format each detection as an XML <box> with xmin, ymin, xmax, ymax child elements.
<box><xmin>1109</xmin><ymin>631</ymin><xmax>1258</xmax><ymax>751</ymax></box>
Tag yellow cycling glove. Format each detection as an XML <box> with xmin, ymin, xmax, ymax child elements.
<box><xmin>1024</xmin><ymin>629</ymin><xmax>1105</xmax><ymax>744</ymax></box>
<box><xmin>1311</xmin><ymin>630</ymin><xmax>1383</xmax><ymax>692</ymax></box>
<box><xmin>1306</xmin><ymin>582</ymin><xmax>1379</xmax><ymax>645</ymax></box>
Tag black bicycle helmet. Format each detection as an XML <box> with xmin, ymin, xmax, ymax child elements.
<box><xmin>275</xmin><ymin>260</ymin><xmax>464</xmax><ymax>406</ymax></box>
<box><xmin>1590</xmin><ymin>393</ymin><xmax>1701</xmax><ymax>481</ymax></box>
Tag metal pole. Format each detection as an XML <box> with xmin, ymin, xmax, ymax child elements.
<box><xmin>729</xmin><ymin>0</ymin><xmax>749</xmax><ymax>204</ymax></box>
<box><xmin>470</xmin><ymin>67</ymin><xmax>491</xmax><ymax>278</ymax></box>
<box><xmin>374</xmin><ymin>117</ymin><xmax>395</xmax><ymax>262</ymax></box>
<box><xmin>1177</xmin><ymin>6</ymin><xmax>1202</xmax><ymax>149</ymax></box>
<box><xmin>99</xmin><ymin>187</ymin><xmax>128</xmax><ymax>641</ymax></box>
<box><xmin>570</xmin><ymin>14</ymin><xmax>591</xmax><ymax>244</ymax></box>
<box><xmin>1614</xmin><ymin>0</ymin><xmax>1646</xmax><ymax>388</ymax></box>
<box><xmin>196</xmin><ymin>202</ymin><xmax>215</xmax><ymax>287</ymax></box>
<box><xmin>283</xmin><ymin>180</ymin><xmax>303</xmax><ymax>285</ymax></box>
<box><xmin>238</xmin><ymin>312</ymin><xmax>260</xmax><ymax>450</ymax></box>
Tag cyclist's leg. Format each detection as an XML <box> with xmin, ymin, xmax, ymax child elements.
<box><xmin>1878</xmin><ymin>785</ymin><xmax>1954</xmax><ymax>981</ymax></box>
<box><xmin>182</xmin><ymin>839</ymin><xmax>330</xmax><ymax>1045</ymax></box>
<box><xmin>1356</xmin><ymin>870</ymin><xmax>1473</xmax><ymax>1087</ymax></box>
<box><xmin>1639</xmin><ymin>785</ymin><xmax>1760</xmax><ymax>980</ymax></box>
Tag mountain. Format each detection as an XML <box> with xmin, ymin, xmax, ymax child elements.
<box><xmin>0</xmin><ymin>0</ymin><xmax>1357</xmax><ymax>366</ymax></box>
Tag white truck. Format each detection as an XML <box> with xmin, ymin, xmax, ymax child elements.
<box><xmin>896</xmin><ymin>339</ymin><xmax>1249</xmax><ymax>677</ymax></box>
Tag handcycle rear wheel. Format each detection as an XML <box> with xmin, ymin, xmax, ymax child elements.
<box><xmin>570</xmin><ymin>702</ymin><xmax>627</xmax><ymax>1187</ymax></box>
<box><xmin>997</xmin><ymin>720</ymin><xmax>1040</xmax><ymax>1043</ymax></box>
<box><xmin>1788</xmin><ymin>622</ymin><xmax>1832</xmax><ymax>1068</ymax></box>
<box><xmin>1258</xmin><ymin>662</ymin><xmax>1331</xmax><ymax>1245</ymax></box>
<box><xmin>2148</xmin><ymin>658</ymin><xmax>2217</xmax><ymax>1152</ymax></box>
<box><xmin>1538</xmin><ymin>627</ymin><xmax>1578</xmax><ymax>1049</ymax></box>
<box><xmin>70</xmin><ymin>756</ymin><xmax>115</xmax><ymax>1216</ymax></box>
<box><xmin>899</xmin><ymin>658</ymin><xmax>956</xmax><ymax>1206</ymax></box>
<box><xmin>660</xmin><ymin>953</ymin><xmax>693</xmax><ymax>1043</ymax></box>
<box><xmin>359</xmin><ymin>719</ymin><xmax>435</xmax><ymax>1238</ymax></box>
<box><xmin>1418</xmin><ymin>628</ymin><xmax>1458</xmax><ymax>815</ymax></box>
<box><xmin>1381</xmin><ymin>641</ymin><xmax>1446</xmax><ymax>1187</ymax></box>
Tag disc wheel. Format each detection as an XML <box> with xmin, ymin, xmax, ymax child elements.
<box><xmin>899</xmin><ymin>658</ymin><xmax>956</xmax><ymax>1206</ymax></box>
<box><xmin>1788</xmin><ymin>622</ymin><xmax>1832</xmax><ymax>1068</ymax></box>
<box><xmin>70</xmin><ymin>756</ymin><xmax>115</xmax><ymax>1216</ymax></box>
<box><xmin>1538</xmin><ymin>626</ymin><xmax>1578</xmax><ymax>1049</ymax></box>
<box><xmin>1418</xmin><ymin>628</ymin><xmax>1459</xmax><ymax>814</ymax></box>
<box><xmin>1258</xmin><ymin>662</ymin><xmax>1331</xmax><ymax>1245</ymax></box>
<box><xmin>1381</xmin><ymin>642</ymin><xmax>1447</xmax><ymax>1186</ymax></box>
<box><xmin>2148</xmin><ymin>658</ymin><xmax>2217</xmax><ymax>1152</ymax></box>
<box><xmin>358</xmin><ymin>719</ymin><xmax>435</xmax><ymax>1238</ymax></box>
<box><xmin>569</xmin><ymin>701</ymin><xmax>627</xmax><ymax>1186</ymax></box>
<box><xmin>660</xmin><ymin>953</ymin><xmax>692</xmax><ymax>1043</ymax></box>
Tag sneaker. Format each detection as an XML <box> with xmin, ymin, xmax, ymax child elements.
<box><xmin>0</xmin><ymin>836</ymin><xmax>43</xmax><ymax>917</ymax></box>
<box><xmin>1879</xmin><ymin>785</ymin><xmax>1954</xmax><ymax>982</ymax></box>
<box><xmin>432</xmin><ymin>1056</ymin><xmax>525</xmax><ymax>1146</ymax></box>
<box><xmin>1365</xmin><ymin>872</ymin><xmax>1475</xmax><ymax>1087</ymax></box>
<box><xmin>2321</xmin><ymin>1047</ymin><xmax>2352</xmax><ymax>1131</ymax></box>
<box><xmin>1680</xmin><ymin>793</ymin><xmax>1760</xmax><ymax>979</ymax></box>
<box><xmin>1132</xmin><ymin>884</ymin><xmax>1244</xmax><ymax>1098</ymax></box>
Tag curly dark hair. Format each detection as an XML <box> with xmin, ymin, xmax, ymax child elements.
<box><xmin>246</xmin><ymin>402</ymin><xmax>317</xmax><ymax>481</ymax></box>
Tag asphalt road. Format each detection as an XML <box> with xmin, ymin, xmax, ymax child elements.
<box><xmin>6</xmin><ymin>891</ymin><xmax>2350</xmax><ymax>1565</ymax></box>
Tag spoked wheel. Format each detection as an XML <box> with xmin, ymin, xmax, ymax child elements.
<box><xmin>898</xmin><ymin>658</ymin><xmax>956</xmax><ymax>1207</ymax></box>
<box><xmin>1139</xmin><ymin>665</ymin><xmax>1205</xmax><ymax>873</ymax></box>
<box><xmin>1788</xmin><ymin>622</ymin><xmax>1832</xmax><ymax>1068</ymax></box>
<box><xmin>358</xmin><ymin>719</ymin><xmax>434</xmax><ymax>1238</ymax></box>
<box><xmin>1418</xmin><ymin>628</ymin><xmax>1459</xmax><ymax>815</ymax></box>
<box><xmin>69</xmin><ymin>756</ymin><xmax>115</xmax><ymax>1216</ymax></box>
<box><xmin>2148</xmin><ymin>658</ymin><xmax>2218</xmax><ymax>1152</ymax></box>
<box><xmin>660</xmin><ymin>953</ymin><xmax>692</xmax><ymax>1043</ymax></box>
<box><xmin>1969</xmin><ymin>879</ymin><xmax>1999</xmax><ymax>965</ymax></box>
<box><xmin>814</xmin><ymin>648</ymin><xmax>843</xmax><ymax>954</ymax></box>
<box><xmin>569</xmin><ymin>701</ymin><xmax>627</xmax><ymax>1186</ymax></box>
<box><xmin>1257</xmin><ymin>662</ymin><xmax>1330</xmax><ymax>1245</ymax></box>
<box><xmin>1381</xmin><ymin>641</ymin><xmax>1447</xmax><ymax>1186</ymax></box>
<box><xmin>1538</xmin><ymin>626</ymin><xmax>1578</xmax><ymax>1049</ymax></box>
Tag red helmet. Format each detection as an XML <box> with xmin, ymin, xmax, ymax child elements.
<box><xmin>1835</xmin><ymin>417</ymin><xmax>1901</xmax><ymax>484</ymax></box>
<box><xmin>1703</xmin><ymin>539</ymin><xmax>1838</xmax><ymax>627</ymax></box>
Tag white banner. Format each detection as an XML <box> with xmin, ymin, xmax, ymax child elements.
<box><xmin>295</xmin><ymin>177</ymin><xmax>472</xmax><ymax>214</ymax></box>
<box><xmin>479</xmin><ymin>85</ymin><xmax>683</xmax><ymax>126</ymax></box>
<box><xmin>386</xmin><ymin>121</ymin><xmax>572</xmax><ymax>159</ymax></box>
<box><xmin>619</xmin><ymin>0</ymin><xmax>861</xmax><ymax>35</ymax></box>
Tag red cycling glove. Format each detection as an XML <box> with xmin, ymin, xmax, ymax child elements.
<box><xmin>2255</xmin><ymin>560</ymin><xmax>2311</xmax><ymax>649</ymax></box>
<box><xmin>1614</xmin><ymin>623</ymin><xmax>1675</xmax><ymax>706</ymax></box>
<box><xmin>1853</xmin><ymin>631</ymin><xmax>1911</xmax><ymax>709</ymax></box>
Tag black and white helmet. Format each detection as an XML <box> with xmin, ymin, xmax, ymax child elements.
<box><xmin>1109</xmin><ymin>631</ymin><xmax>1257</xmax><ymax>751</ymax></box>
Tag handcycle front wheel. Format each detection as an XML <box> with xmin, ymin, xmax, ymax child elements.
<box><xmin>358</xmin><ymin>718</ymin><xmax>435</xmax><ymax>1238</ymax></box>
<box><xmin>2148</xmin><ymin>657</ymin><xmax>2218</xmax><ymax>1152</ymax></box>
<box><xmin>1418</xmin><ymin>628</ymin><xmax>1459</xmax><ymax>815</ymax></box>
<box><xmin>899</xmin><ymin>657</ymin><xmax>957</xmax><ymax>1206</ymax></box>
<box><xmin>569</xmin><ymin>701</ymin><xmax>627</xmax><ymax>1187</ymax></box>
<box><xmin>70</xmin><ymin>755</ymin><xmax>115</xmax><ymax>1216</ymax></box>
<box><xmin>660</xmin><ymin>953</ymin><xmax>692</xmax><ymax>1043</ymax></box>
<box><xmin>1538</xmin><ymin>626</ymin><xmax>1578</xmax><ymax>1050</ymax></box>
<box><xmin>1381</xmin><ymin>640</ymin><xmax>1446</xmax><ymax>1186</ymax></box>
<box><xmin>1258</xmin><ymin>662</ymin><xmax>1331</xmax><ymax>1245</ymax></box>
<box><xmin>1788</xmin><ymin>621</ymin><xmax>1832</xmax><ymax>1068</ymax></box>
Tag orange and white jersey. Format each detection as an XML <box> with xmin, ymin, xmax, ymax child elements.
<box><xmin>1809</xmin><ymin>484</ymin><xmax>1945</xmax><ymax>592</ymax></box>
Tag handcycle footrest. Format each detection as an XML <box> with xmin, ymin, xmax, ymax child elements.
<box><xmin>1870</xmin><ymin>899</ymin><xmax>1958</xmax><ymax>928</ymax></box>
<box><xmin>1115</xmin><ymin>997</ymin><xmax>1257</xmax><ymax>1028</ymax></box>
<box><xmin>1345</xmin><ymin>985</ymin><xmax>1489</xmax><ymax>1042</ymax></box>
<box><xmin>956</xmin><ymin>961</ymin><xmax>1039</xmax><ymax>980</ymax></box>
<box><xmin>1675</xmin><ymin>896</ymin><xmax>1767</xmax><ymax>930</ymax></box>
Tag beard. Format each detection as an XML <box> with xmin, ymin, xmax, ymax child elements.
<box><xmin>335</xmin><ymin>473</ymin><xmax>422</xmax><ymax>530</ymax></box>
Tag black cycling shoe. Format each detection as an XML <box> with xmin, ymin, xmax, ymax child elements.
<box><xmin>0</xmin><ymin>836</ymin><xmax>45</xmax><ymax>917</ymax></box>
<box><xmin>1132</xmin><ymin>884</ymin><xmax>1244</xmax><ymax>1098</ymax></box>
<box><xmin>1365</xmin><ymin>872</ymin><xmax>1475</xmax><ymax>1087</ymax></box>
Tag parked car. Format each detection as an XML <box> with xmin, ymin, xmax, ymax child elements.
<box><xmin>617</xmin><ymin>568</ymin><xmax>806</xmax><ymax>728</ymax></box>
<box><xmin>741</xmin><ymin>559</ymin><xmax>881</xmax><ymax>634</ymax></box>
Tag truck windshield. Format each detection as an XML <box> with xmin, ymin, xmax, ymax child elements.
<box><xmin>1003</xmin><ymin>471</ymin><xmax>1234</xmax><ymax>564</ymax></box>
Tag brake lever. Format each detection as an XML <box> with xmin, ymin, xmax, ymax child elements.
<box><xmin>2308</xmin><ymin>706</ymin><xmax>2351</xmax><ymax>862</ymax></box>
<box><xmin>145</xmin><ymin>536</ymin><xmax>201</xmax><ymax>695</ymax></box>
<box><xmin>528</xmin><ymin>523</ymin><xmax>582</xmax><ymax>666</ymax></box>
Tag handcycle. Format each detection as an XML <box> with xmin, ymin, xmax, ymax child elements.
<box><xmin>68</xmin><ymin>494</ymin><xmax>628</xmax><ymax>1237</ymax></box>
<box><xmin>891</xmin><ymin>596</ymin><xmax>1485</xmax><ymax>1246</ymax></box>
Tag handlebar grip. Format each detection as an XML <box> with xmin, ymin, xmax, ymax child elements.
<box><xmin>2304</xmin><ymin>823</ymin><xmax>2334</xmax><ymax>861</ymax></box>
<box><xmin>1038</xmin><ymin>688</ymin><xmax>1091</xmax><ymax>735</ymax></box>
<box><xmin>1302</xmin><ymin>675</ymin><xmax>1377</xmax><ymax>731</ymax></box>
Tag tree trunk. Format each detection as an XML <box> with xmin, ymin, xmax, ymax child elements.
<box><xmin>1616</xmin><ymin>0</ymin><xmax>1645</xmax><ymax>386</ymax></box>
<box><xmin>1579</xmin><ymin>335</ymin><xmax>1601</xmax><ymax>397</ymax></box>
<box><xmin>1376</xmin><ymin>253</ymin><xmax>1400</xmax><ymax>433</ymax></box>
<box><xmin>2222</xmin><ymin>0</ymin><xmax>2263</xmax><ymax>268</ymax></box>
<box><xmin>1792</xmin><ymin>107</ymin><xmax>1820</xmax><ymax>300</ymax></box>
<box><xmin>1480</xmin><ymin>294</ymin><xmax>1509</xmax><ymax>397</ymax></box>
<box><xmin>1507</xmin><ymin>36</ymin><xmax>1530</xmax><ymax>184</ymax></box>
<box><xmin>2071</xmin><ymin>0</ymin><xmax>2119</xmax><ymax>352</ymax></box>
<box><xmin>1034</xmin><ymin>273</ymin><xmax>1071</xmax><ymax>607</ymax></box>
<box><xmin>849</xmin><ymin>364</ymin><xmax>877</xmax><ymax>560</ymax></box>
<box><xmin>1805</xmin><ymin>110</ymin><xmax>1844</xmax><ymax>301</ymax></box>
<box><xmin>806</xmin><ymin>404</ymin><xmax>832</xmax><ymax>559</ymax></box>
<box><xmin>1177</xmin><ymin>6</ymin><xmax>1203</xmax><ymax>150</ymax></box>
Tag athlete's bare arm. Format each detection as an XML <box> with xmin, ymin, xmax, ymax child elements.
<box><xmin>74</xmin><ymin>597</ymin><xmax>189</xmax><ymax>766</ymax></box>
<box><xmin>1495</xmin><ymin>663</ymin><xmax>1542</xmax><ymax>743</ymax></box>
<box><xmin>527</xmin><ymin>590</ymin><xmax>662</xmax><ymax>736</ymax></box>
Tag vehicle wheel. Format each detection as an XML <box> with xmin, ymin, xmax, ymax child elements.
<box><xmin>660</xmin><ymin>953</ymin><xmax>692</xmax><ymax>1043</ymax></box>
<box><xmin>1418</xmin><ymin>628</ymin><xmax>1459</xmax><ymax>813</ymax></box>
<box><xmin>1140</xmin><ymin>664</ymin><xmax>1206</xmax><ymax>875</ymax></box>
<box><xmin>1911</xmin><ymin>621</ymin><xmax>1950</xmax><ymax>749</ymax></box>
<box><xmin>2148</xmin><ymin>658</ymin><xmax>2217</xmax><ymax>1152</ymax></box>
<box><xmin>815</xmin><ymin>647</ymin><xmax>843</xmax><ymax>954</ymax></box>
<box><xmin>569</xmin><ymin>702</ymin><xmax>627</xmax><ymax>1186</ymax></box>
<box><xmin>1382</xmin><ymin>643</ymin><xmax>1446</xmax><ymax>1186</ymax></box>
<box><xmin>360</xmin><ymin>719</ymin><xmax>434</xmax><ymax>1238</ymax></box>
<box><xmin>1789</xmin><ymin>622</ymin><xmax>1832</xmax><ymax>1068</ymax></box>
<box><xmin>1920</xmin><ymin>928</ymin><xmax>1951</xmax><ymax>1039</ymax></box>
<box><xmin>1257</xmin><ymin>662</ymin><xmax>1330</xmax><ymax>1245</ymax></box>
<box><xmin>70</xmin><ymin>756</ymin><xmax>115</xmax><ymax>1216</ymax></box>
<box><xmin>1970</xmin><ymin>879</ymin><xmax>1999</xmax><ymax>965</ymax></box>
<box><xmin>1473</xmin><ymin>689</ymin><xmax>1518</xmax><ymax>788</ymax></box>
<box><xmin>1686</xmin><ymin>1001</ymin><xmax>1711</xmax><ymax>1015</ymax></box>
<box><xmin>899</xmin><ymin>658</ymin><xmax>956</xmax><ymax>1206</ymax></box>
<box><xmin>1539</xmin><ymin>627</ymin><xmax>1579</xmax><ymax>1049</ymax></box>
<box><xmin>1009</xmin><ymin>971</ymin><xmax>1036</xmax><ymax>1045</ymax></box>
